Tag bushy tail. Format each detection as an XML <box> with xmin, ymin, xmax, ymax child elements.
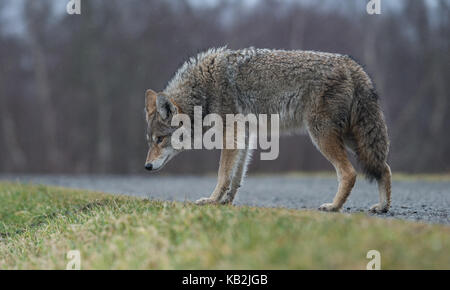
<box><xmin>351</xmin><ymin>85</ymin><xmax>389</xmax><ymax>182</ymax></box>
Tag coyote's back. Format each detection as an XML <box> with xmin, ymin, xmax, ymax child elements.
<box><xmin>210</xmin><ymin>48</ymin><xmax>390</xmax><ymax>181</ymax></box>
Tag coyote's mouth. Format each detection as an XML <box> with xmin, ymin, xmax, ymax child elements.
<box><xmin>150</xmin><ymin>155</ymin><xmax>169</xmax><ymax>172</ymax></box>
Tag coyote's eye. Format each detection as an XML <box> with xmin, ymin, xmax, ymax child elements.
<box><xmin>156</xmin><ymin>136</ymin><xmax>164</xmax><ymax>144</ymax></box>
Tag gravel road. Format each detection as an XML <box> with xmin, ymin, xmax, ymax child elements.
<box><xmin>2</xmin><ymin>174</ymin><xmax>449</xmax><ymax>224</ymax></box>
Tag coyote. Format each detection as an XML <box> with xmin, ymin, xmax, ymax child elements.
<box><xmin>144</xmin><ymin>47</ymin><xmax>391</xmax><ymax>213</ymax></box>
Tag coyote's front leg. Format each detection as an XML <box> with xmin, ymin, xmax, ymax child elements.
<box><xmin>195</xmin><ymin>148</ymin><xmax>240</xmax><ymax>205</ymax></box>
<box><xmin>220</xmin><ymin>148</ymin><xmax>251</xmax><ymax>205</ymax></box>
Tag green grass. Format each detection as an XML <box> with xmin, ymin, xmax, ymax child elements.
<box><xmin>0</xmin><ymin>182</ymin><xmax>449</xmax><ymax>269</ymax></box>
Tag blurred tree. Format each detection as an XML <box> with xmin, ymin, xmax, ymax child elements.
<box><xmin>23</xmin><ymin>0</ymin><xmax>64</xmax><ymax>171</ymax></box>
<box><xmin>0</xmin><ymin>0</ymin><xmax>448</xmax><ymax>174</ymax></box>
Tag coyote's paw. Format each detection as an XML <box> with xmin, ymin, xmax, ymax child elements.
<box><xmin>369</xmin><ymin>203</ymin><xmax>389</xmax><ymax>214</ymax></box>
<box><xmin>219</xmin><ymin>195</ymin><xmax>234</xmax><ymax>205</ymax></box>
<box><xmin>318</xmin><ymin>203</ymin><xmax>340</xmax><ymax>212</ymax></box>
<box><xmin>195</xmin><ymin>197</ymin><xmax>217</xmax><ymax>205</ymax></box>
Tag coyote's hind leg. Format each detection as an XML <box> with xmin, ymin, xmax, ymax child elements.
<box><xmin>311</xmin><ymin>133</ymin><xmax>357</xmax><ymax>212</ymax></box>
<box><xmin>369</xmin><ymin>162</ymin><xmax>391</xmax><ymax>213</ymax></box>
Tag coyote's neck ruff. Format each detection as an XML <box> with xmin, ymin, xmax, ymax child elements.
<box><xmin>144</xmin><ymin>47</ymin><xmax>391</xmax><ymax>213</ymax></box>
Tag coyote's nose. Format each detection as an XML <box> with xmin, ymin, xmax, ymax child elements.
<box><xmin>145</xmin><ymin>163</ymin><xmax>153</xmax><ymax>171</ymax></box>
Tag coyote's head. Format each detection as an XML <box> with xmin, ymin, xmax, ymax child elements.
<box><xmin>144</xmin><ymin>89</ymin><xmax>182</xmax><ymax>171</ymax></box>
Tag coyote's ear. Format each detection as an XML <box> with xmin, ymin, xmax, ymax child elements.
<box><xmin>156</xmin><ymin>94</ymin><xmax>177</xmax><ymax>120</ymax></box>
<box><xmin>145</xmin><ymin>89</ymin><xmax>157</xmax><ymax>114</ymax></box>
